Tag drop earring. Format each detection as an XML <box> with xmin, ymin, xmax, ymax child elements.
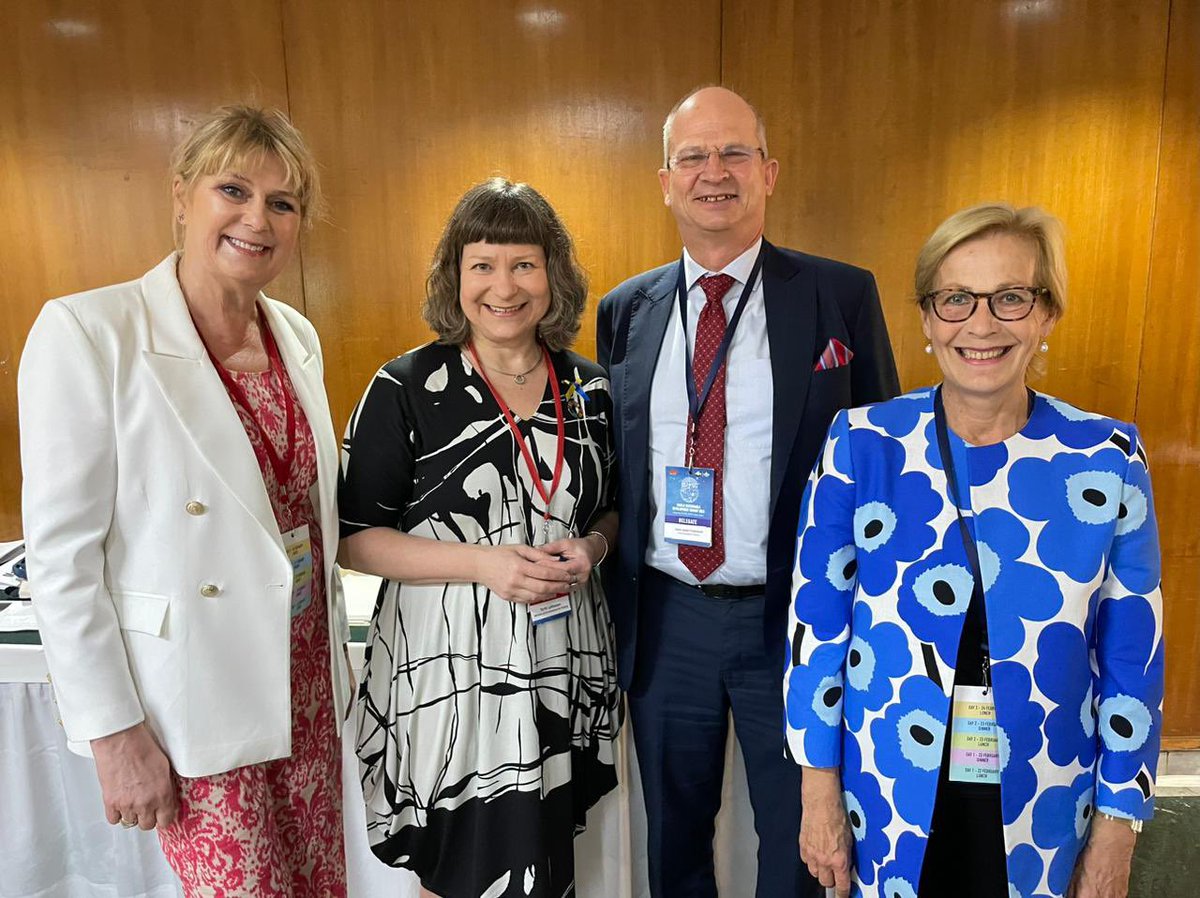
<box><xmin>1039</xmin><ymin>341</ymin><xmax>1049</xmax><ymax>353</ymax></box>
<box><xmin>924</xmin><ymin>343</ymin><xmax>933</xmax><ymax>355</ymax></box>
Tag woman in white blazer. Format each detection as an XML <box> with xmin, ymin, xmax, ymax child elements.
<box><xmin>18</xmin><ymin>106</ymin><xmax>351</xmax><ymax>896</ymax></box>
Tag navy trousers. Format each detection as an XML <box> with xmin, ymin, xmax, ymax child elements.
<box><xmin>628</xmin><ymin>567</ymin><xmax>821</xmax><ymax>898</ymax></box>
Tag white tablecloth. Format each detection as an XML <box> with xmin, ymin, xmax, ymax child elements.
<box><xmin>0</xmin><ymin>638</ymin><xmax>761</xmax><ymax>897</ymax></box>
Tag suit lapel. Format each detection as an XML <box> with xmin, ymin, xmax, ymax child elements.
<box><xmin>763</xmin><ymin>242</ymin><xmax>818</xmax><ymax>520</ymax></box>
<box><xmin>622</xmin><ymin>266</ymin><xmax>676</xmax><ymax>544</ymax></box>
<box><xmin>623</xmin><ymin>266</ymin><xmax>676</xmax><ymax>450</ymax></box>
<box><xmin>138</xmin><ymin>255</ymin><xmax>283</xmax><ymax>548</ymax></box>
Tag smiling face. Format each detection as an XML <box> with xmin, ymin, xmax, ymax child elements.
<box><xmin>459</xmin><ymin>242</ymin><xmax>552</xmax><ymax>351</ymax></box>
<box><xmin>922</xmin><ymin>231</ymin><xmax>1056</xmax><ymax>404</ymax></box>
<box><xmin>658</xmin><ymin>87</ymin><xmax>778</xmax><ymax>254</ymax></box>
<box><xmin>173</xmin><ymin>153</ymin><xmax>301</xmax><ymax>294</ymax></box>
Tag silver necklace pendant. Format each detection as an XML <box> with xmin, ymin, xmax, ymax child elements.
<box><xmin>514</xmin><ymin>374</ymin><xmax>526</xmax><ymax>385</ymax></box>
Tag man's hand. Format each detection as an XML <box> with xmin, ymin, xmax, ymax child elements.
<box><xmin>91</xmin><ymin>722</ymin><xmax>178</xmax><ymax>830</ymax></box>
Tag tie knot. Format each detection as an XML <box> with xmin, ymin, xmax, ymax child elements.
<box><xmin>698</xmin><ymin>273</ymin><xmax>736</xmax><ymax>306</ymax></box>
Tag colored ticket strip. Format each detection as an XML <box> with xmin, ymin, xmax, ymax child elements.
<box><xmin>948</xmin><ymin>685</ymin><xmax>1001</xmax><ymax>784</ymax></box>
<box><xmin>284</xmin><ymin>524</ymin><xmax>313</xmax><ymax>619</ymax></box>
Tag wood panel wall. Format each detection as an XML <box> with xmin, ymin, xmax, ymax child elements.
<box><xmin>721</xmin><ymin>0</ymin><xmax>1196</xmax><ymax>743</ymax></box>
<box><xmin>279</xmin><ymin>0</ymin><xmax>718</xmax><ymax>428</ymax></box>
<box><xmin>1138</xmin><ymin>0</ymin><xmax>1200</xmax><ymax>748</ymax></box>
<box><xmin>0</xmin><ymin>0</ymin><xmax>302</xmax><ymax>543</ymax></box>
<box><xmin>1</xmin><ymin>1</ymin><xmax>1195</xmax><ymax>741</ymax></box>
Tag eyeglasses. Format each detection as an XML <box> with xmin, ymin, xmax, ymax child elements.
<box><xmin>921</xmin><ymin>286</ymin><xmax>1049</xmax><ymax>322</ymax></box>
<box><xmin>668</xmin><ymin>145</ymin><xmax>765</xmax><ymax>171</ymax></box>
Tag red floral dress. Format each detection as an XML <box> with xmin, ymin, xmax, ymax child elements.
<box><xmin>158</xmin><ymin>349</ymin><xmax>346</xmax><ymax>897</ymax></box>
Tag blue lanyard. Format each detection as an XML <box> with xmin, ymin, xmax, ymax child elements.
<box><xmin>675</xmin><ymin>247</ymin><xmax>766</xmax><ymax>444</ymax></box>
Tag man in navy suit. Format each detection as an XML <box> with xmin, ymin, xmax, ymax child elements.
<box><xmin>596</xmin><ymin>86</ymin><xmax>899</xmax><ymax>897</ymax></box>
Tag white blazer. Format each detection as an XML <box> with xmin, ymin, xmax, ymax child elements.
<box><xmin>18</xmin><ymin>253</ymin><xmax>351</xmax><ymax>777</ymax></box>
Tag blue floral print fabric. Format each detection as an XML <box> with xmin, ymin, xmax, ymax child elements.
<box><xmin>784</xmin><ymin>389</ymin><xmax>1164</xmax><ymax>898</ymax></box>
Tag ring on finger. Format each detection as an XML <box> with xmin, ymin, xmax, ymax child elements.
<box><xmin>119</xmin><ymin>818</ymin><xmax>137</xmax><ymax>828</ymax></box>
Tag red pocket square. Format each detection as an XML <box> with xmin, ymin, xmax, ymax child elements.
<box><xmin>814</xmin><ymin>338</ymin><xmax>854</xmax><ymax>371</ymax></box>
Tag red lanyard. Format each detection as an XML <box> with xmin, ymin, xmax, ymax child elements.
<box><xmin>198</xmin><ymin>308</ymin><xmax>297</xmax><ymax>487</ymax></box>
<box><xmin>467</xmin><ymin>342</ymin><xmax>565</xmax><ymax>531</ymax></box>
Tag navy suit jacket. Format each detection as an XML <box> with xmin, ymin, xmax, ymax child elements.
<box><xmin>595</xmin><ymin>240</ymin><xmax>900</xmax><ymax>690</ymax></box>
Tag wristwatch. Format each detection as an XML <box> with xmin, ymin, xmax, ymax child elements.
<box><xmin>1095</xmin><ymin>810</ymin><xmax>1144</xmax><ymax>834</ymax></box>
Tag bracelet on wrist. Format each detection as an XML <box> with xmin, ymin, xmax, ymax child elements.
<box><xmin>585</xmin><ymin>530</ymin><xmax>609</xmax><ymax>565</ymax></box>
<box><xmin>1095</xmin><ymin>810</ymin><xmax>1143</xmax><ymax>833</ymax></box>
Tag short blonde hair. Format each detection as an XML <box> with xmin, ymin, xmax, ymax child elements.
<box><xmin>423</xmin><ymin>178</ymin><xmax>588</xmax><ymax>352</ymax></box>
<box><xmin>915</xmin><ymin>203</ymin><xmax>1067</xmax><ymax>320</ymax></box>
<box><xmin>170</xmin><ymin>105</ymin><xmax>325</xmax><ymax>248</ymax></box>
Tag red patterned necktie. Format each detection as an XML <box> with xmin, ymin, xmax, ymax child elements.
<box><xmin>678</xmin><ymin>273</ymin><xmax>735</xmax><ymax>582</ymax></box>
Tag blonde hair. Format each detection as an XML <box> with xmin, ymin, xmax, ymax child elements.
<box><xmin>170</xmin><ymin>105</ymin><xmax>325</xmax><ymax>248</ymax></box>
<box><xmin>915</xmin><ymin>203</ymin><xmax>1067</xmax><ymax>320</ymax></box>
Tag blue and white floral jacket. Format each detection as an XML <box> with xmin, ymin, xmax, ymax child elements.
<box><xmin>783</xmin><ymin>388</ymin><xmax>1164</xmax><ymax>898</ymax></box>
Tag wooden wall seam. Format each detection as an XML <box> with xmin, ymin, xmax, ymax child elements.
<box><xmin>278</xmin><ymin>0</ymin><xmax>310</xmax><ymax>320</ymax></box>
<box><xmin>1133</xmin><ymin>0</ymin><xmax>1174</xmax><ymax>417</ymax></box>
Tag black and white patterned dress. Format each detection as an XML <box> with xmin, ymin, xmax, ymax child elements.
<box><xmin>339</xmin><ymin>341</ymin><xmax>622</xmax><ymax>898</ymax></box>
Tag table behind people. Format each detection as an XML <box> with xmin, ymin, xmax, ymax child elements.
<box><xmin>596</xmin><ymin>85</ymin><xmax>899</xmax><ymax>898</ymax></box>
<box><xmin>787</xmin><ymin>203</ymin><xmax>1164</xmax><ymax>898</ymax></box>
<box><xmin>17</xmin><ymin>105</ymin><xmax>353</xmax><ymax>895</ymax></box>
<box><xmin>0</xmin><ymin>604</ymin><xmax>759</xmax><ymax>897</ymax></box>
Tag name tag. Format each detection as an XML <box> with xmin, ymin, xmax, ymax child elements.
<box><xmin>949</xmin><ymin>684</ymin><xmax>1001</xmax><ymax>785</ymax></box>
<box><xmin>283</xmin><ymin>524</ymin><xmax>313</xmax><ymax>619</ymax></box>
<box><xmin>663</xmin><ymin>466</ymin><xmax>715</xmax><ymax>547</ymax></box>
<box><xmin>530</xmin><ymin>595</ymin><xmax>571</xmax><ymax>626</ymax></box>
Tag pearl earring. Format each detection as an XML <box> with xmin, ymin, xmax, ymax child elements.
<box><xmin>924</xmin><ymin>343</ymin><xmax>933</xmax><ymax>355</ymax></box>
<box><xmin>1040</xmin><ymin>341</ymin><xmax>1049</xmax><ymax>353</ymax></box>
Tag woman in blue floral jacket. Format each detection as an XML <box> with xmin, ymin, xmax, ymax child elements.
<box><xmin>785</xmin><ymin>204</ymin><xmax>1163</xmax><ymax>898</ymax></box>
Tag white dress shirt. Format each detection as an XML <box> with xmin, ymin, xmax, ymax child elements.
<box><xmin>645</xmin><ymin>238</ymin><xmax>774</xmax><ymax>585</ymax></box>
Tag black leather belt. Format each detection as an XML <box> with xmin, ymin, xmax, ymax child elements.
<box><xmin>644</xmin><ymin>566</ymin><xmax>765</xmax><ymax>600</ymax></box>
<box><xmin>696</xmin><ymin>583</ymin><xmax>766</xmax><ymax>600</ymax></box>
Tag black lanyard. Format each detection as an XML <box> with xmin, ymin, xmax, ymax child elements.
<box><xmin>675</xmin><ymin>247</ymin><xmax>766</xmax><ymax>462</ymax></box>
<box><xmin>932</xmin><ymin>387</ymin><xmax>1037</xmax><ymax>688</ymax></box>
<box><xmin>933</xmin><ymin>386</ymin><xmax>991</xmax><ymax>687</ymax></box>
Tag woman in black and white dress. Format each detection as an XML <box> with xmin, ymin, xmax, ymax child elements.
<box><xmin>339</xmin><ymin>178</ymin><xmax>621</xmax><ymax>898</ymax></box>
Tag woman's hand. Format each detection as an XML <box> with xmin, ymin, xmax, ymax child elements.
<box><xmin>1067</xmin><ymin>815</ymin><xmax>1137</xmax><ymax>898</ymax></box>
<box><xmin>540</xmin><ymin>533</ymin><xmax>606</xmax><ymax>592</ymax></box>
<box><xmin>474</xmin><ymin>544</ymin><xmax>574</xmax><ymax>604</ymax></box>
<box><xmin>91</xmin><ymin>722</ymin><xmax>178</xmax><ymax>831</ymax></box>
<box><xmin>800</xmin><ymin>766</ymin><xmax>854</xmax><ymax>897</ymax></box>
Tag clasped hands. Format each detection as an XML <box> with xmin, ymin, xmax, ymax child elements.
<box><xmin>476</xmin><ymin>534</ymin><xmax>605</xmax><ymax>605</ymax></box>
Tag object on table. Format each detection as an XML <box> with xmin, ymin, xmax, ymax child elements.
<box><xmin>0</xmin><ymin>541</ymin><xmax>27</xmax><ymax>601</ymax></box>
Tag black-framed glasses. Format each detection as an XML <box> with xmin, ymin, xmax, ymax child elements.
<box><xmin>668</xmin><ymin>145</ymin><xmax>765</xmax><ymax>171</ymax></box>
<box><xmin>921</xmin><ymin>286</ymin><xmax>1049</xmax><ymax>322</ymax></box>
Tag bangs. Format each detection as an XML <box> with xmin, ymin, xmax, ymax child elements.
<box><xmin>191</xmin><ymin>141</ymin><xmax>306</xmax><ymax>205</ymax></box>
<box><xmin>172</xmin><ymin>107</ymin><xmax>318</xmax><ymax>215</ymax></box>
<box><xmin>453</xmin><ymin>191</ymin><xmax>551</xmax><ymax>252</ymax></box>
<box><xmin>208</xmin><ymin>144</ymin><xmax>298</xmax><ymax>187</ymax></box>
